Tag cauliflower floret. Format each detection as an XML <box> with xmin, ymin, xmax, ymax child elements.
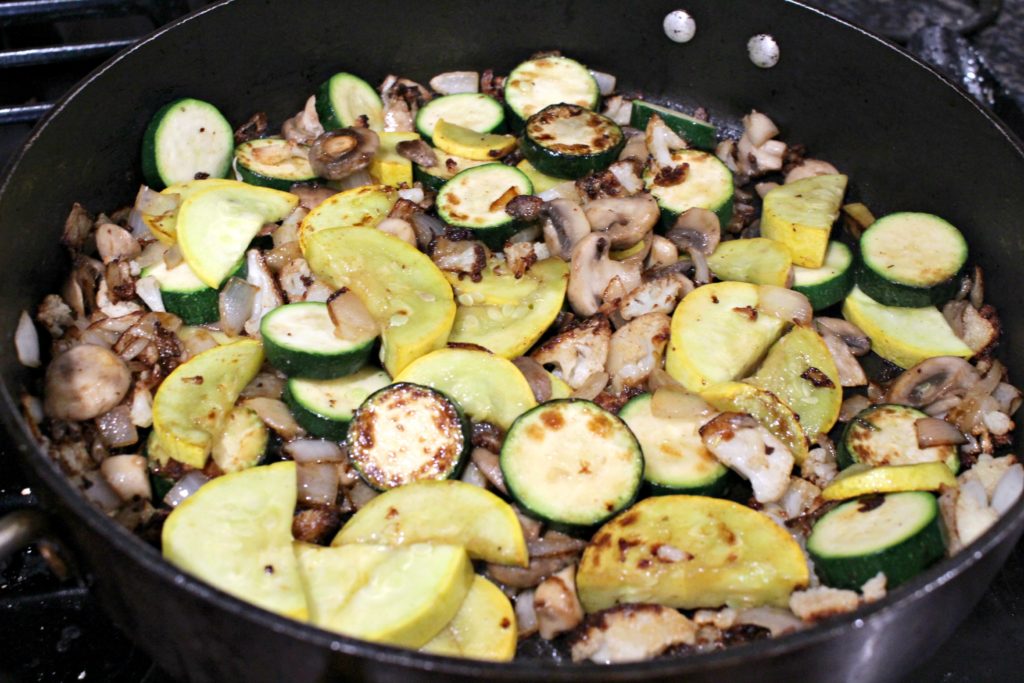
<box><xmin>532</xmin><ymin>315</ymin><xmax>612</xmax><ymax>389</ymax></box>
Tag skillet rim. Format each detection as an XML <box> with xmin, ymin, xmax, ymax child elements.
<box><xmin>1</xmin><ymin>0</ymin><xmax>1023</xmax><ymax>677</ymax></box>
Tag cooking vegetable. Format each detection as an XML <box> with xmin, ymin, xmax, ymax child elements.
<box><xmin>140</xmin><ymin>177</ymin><xmax>236</xmax><ymax>245</ymax></box>
<box><xmin>791</xmin><ymin>240</ymin><xmax>854</xmax><ymax>310</ymax></box>
<box><xmin>665</xmin><ymin>281</ymin><xmax>786</xmax><ymax>392</ymax></box>
<box><xmin>298</xmin><ymin>184</ymin><xmax>398</xmax><ymax>252</ymax></box>
<box><xmin>420</xmin><ymin>575</ymin><xmax>517</xmax><ymax>661</ymax></box>
<box><xmin>260</xmin><ymin>302</ymin><xmax>376</xmax><ymax>379</ymax></box>
<box><xmin>856</xmin><ymin>212</ymin><xmax>967</xmax><ymax>307</ymax></box>
<box><xmin>151</xmin><ymin>339</ymin><xmax>264</xmax><ymax>468</ymax></box>
<box><xmin>162</xmin><ymin>461</ymin><xmax>308</xmax><ymax>619</ymax></box>
<box><xmin>748</xmin><ymin>326</ymin><xmax>842</xmax><ymax>441</ymax></box>
<box><xmin>504</xmin><ymin>55</ymin><xmax>599</xmax><ymax>124</ymax></box>
<box><xmin>701</xmin><ymin>381</ymin><xmax>809</xmax><ymax>464</ymax></box>
<box><xmin>841</xmin><ymin>286</ymin><xmax>972</xmax><ymax>369</ymax></box>
<box><xmin>821</xmin><ymin>462</ymin><xmax>958</xmax><ymax>501</ymax></box>
<box><xmin>175</xmin><ymin>180</ymin><xmax>298</xmax><ymax>287</ymax></box>
<box><xmin>141</xmin><ymin>259</ymin><xmax>241</xmax><ymax>325</ymax></box>
<box><xmin>395</xmin><ymin>348</ymin><xmax>537</xmax><ymax>430</ymax></box>
<box><xmin>432</xmin><ymin>120</ymin><xmax>517</xmax><ymax>161</ymax></box>
<box><xmin>141</xmin><ymin>98</ymin><xmax>233</xmax><ymax>190</ymax></box>
<box><xmin>761</xmin><ymin>174</ymin><xmax>847</xmax><ymax>268</ymax></box>
<box><xmin>807</xmin><ymin>491</ymin><xmax>947</xmax><ymax>590</ymax></box>
<box><xmin>295</xmin><ymin>541</ymin><xmax>473</xmax><ymax>647</ymax></box>
<box><xmin>316</xmin><ymin>72</ymin><xmax>384</xmax><ymax>131</ymax></box>
<box><xmin>284</xmin><ymin>367</ymin><xmax>391</xmax><ymax>441</ymax></box>
<box><xmin>303</xmin><ymin>226</ymin><xmax>456</xmax><ymax>376</ymax></box>
<box><xmin>448</xmin><ymin>257</ymin><xmax>569</xmax><ymax>358</ymax></box>
<box><xmin>515</xmin><ymin>159</ymin><xmax>565</xmax><ymax>194</ymax></box>
<box><xmin>346</xmin><ymin>382</ymin><xmax>470</xmax><ymax>490</ymax></box>
<box><xmin>333</xmin><ymin>479</ymin><xmax>528</xmax><ymax>566</ymax></box>
<box><xmin>520</xmin><ymin>104</ymin><xmax>625</xmax><ymax>179</ymax></box>
<box><xmin>707</xmin><ymin>237</ymin><xmax>793</xmax><ymax>287</ymax></box>
<box><xmin>210</xmin><ymin>406</ymin><xmax>268</xmax><ymax>473</ymax></box>
<box><xmin>368</xmin><ymin>131</ymin><xmax>419</xmax><ymax>187</ymax></box>
<box><xmin>413</xmin><ymin>147</ymin><xmax>489</xmax><ymax>191</ymax></box>
<box><xmin>500</xmin><ymin>399</ymin><xmax>644</xmax><ymax>528</ymax></box>
<box><xmin>839</xmin><ymin>403</ymin><xmax>959</xmax><ymax>473</ymax></box>
<box><xmin>576</xmin><ymin>495</ymin><xmax>809</xmax><ymax>611</ymax></box>
<box><xmin>643</xmin><ymin>149</ymin><xmax>734</xmax><ymax>228</ymax></box>
<box><xmin>445</xmin><ymin>255</ymin><xmax>541</xmax><ymax>305</ymax></box>
<box><xmin>235</xmin><ymin>137</ymin><xmax>318</xmax><ymax>190</ymax></box>
<box><xmin>436</xmin><ymin>164</ymin><xmax>533</xmax><ymax>248</ymax></box>
<box><xmin>415</xmin><ymin>93</ymin><xmax>505</xmax><ymax>143</ymax></box>
<box><xmin>629</xmin><ymin>99</ymin><xmax>716</xmax><ymax>150</ymax></box>
<box><xmin>618</xmin><ymin>392</ymin><xmax>733</xmax><ymax>496</ymax></box>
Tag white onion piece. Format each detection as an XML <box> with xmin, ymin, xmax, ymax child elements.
<box><xmin>164</xmin><ymin>471</ymin><xmax>209</xmax><ymax>508</ymax></box>
<box><xmin>327</xmin><ymin>289</ymin><xmax>379</xmax><ymax>341</ymax></box>
<box><xmin>95</xmin><ymin>405</ymin><xmax>138</xmax><ymax>448</ymax></box>
<box><xmin>163</xmin><ymin>243</ymin><xmax>184</xmax><ymax>269</ymax></box>
<box><xmin>240</xmin><ymin>372</ymin><xmax>287</xmax><ymax>400</ymax></box>
<box><xmin>134</xmin><ymin>276</ymin><xmax>165</xmax><ymax>312</ymax></box>
<box><xmin>590</xmin><ymin>70</ymin><xmax>616</xmax><ymax>95</ymax></box>
<box><xmin>430</xmin><ymin>71</ymin><xmax>479</xmax><ymax>95</ymax></box>
<box><xmin>218</xmin><ymin>277</ymin><xmax>258</xmax><ymax>336</ymax></box>
<box><xmin>735</xmin><ymin>607</ymin><xmax>803</xmax><ymax>637</ymax></box>
<box><xmin>348</xmin><ymin>479</ymin><xmax>379</xmax><ymax>510</ymax></box>
<box><xmin>537</xmin><ymin>181</ymin><xmax>581</xmax><ymax>204</ymax></box>
<box><xmin>241</xmin><ymin>397</ymin><xmax>305</xmax><ymax>440</ymax></box>
<box><xmin>129</xmin><ymin>385</ymin><xmax>153</xmax><ymax>428</ymax></box>
<box><xmin>914</xmin><ymin>417</ymin><xmax>967</xmax><ymax>448</ymax></box>
<box><xmin>961</xmin><ymin>478</ymin><xmax>988</xmax><ymax>508</ymax></box>
<box><xmin>527</xmin><ymin>531</ymin><xmax>587</xmax><ymax>558</ymax></box>
<box><xmin>285</xmin><ymin>438</ymin><xmax>345</xmax><ymax>463</ymax></box>
<box><xmin>758</xmin><ymin>285</ymin><xmax>812</xmax><ymax>326</ymax></box>
<box><xmin>755</xmin><ymin>181</ymin><xmax>779</xmax><ymax>198</ymax></box>
<box><xmin>608</xmin><ymin>161</ymin><xmax>644</xmax><ymax>195</ymax></box>
<box><xmin>101</xmin><ymin>455</ymin><xmax>151</xmax><ymax>501</ymax></box>
<box><xmin>515</xmin><ymin>589</ymin><xmax>539</xmax><ymax>637</ymax></box>
<box><xmin>134</xmin><ymin>185</ymin><xmax>179</xmax><ymax>215</ymax></box>
<box><xmin>297</xmin><ymin>462</ymin><xmax>340</xmax><ymax>506</ymax></box>
<box><xmin>471</xmin><ymin>447</ymin><xmax>506</xmax><ymax>494</ymax></box>
<box><xmin>397</xmin><ymin>186</ymin><xmax>425</xmax><ymax>204</ymax></box>
<box><xmin>648</xmin><ymin>367</ymin><xmax>687</xmax><ymax>393</ymax></box>
<box><xmin>82</xmin><ymin>470</ymin><xmax>123</xmax><ymax>512</ymax></box>
<box><xmin>742</xmin><ymin>111</ymin><xmax>780</xmax><ymax>147</ymax></box>
<box><xmin>15</xmin><ymin>311</ymin><xmax>40</xmax><ymax>368</ymax></box>
<box><xmin>651</xmin><ymin>387</ymin><xmax>714</xmax><ymax>420</ymax></box>
<box><xmin>460</xmin><ymin>462</ymin><xmax>489</xmax><ymax>488</ymax></box>
<box><xmin>336</xmin><ymin>169</ymin><xmax>373</xmax><ymax>190</ymax></box>
<box><xmin>134</xmin><ymin>241</ymin><xmax>168</xmax><ymax>269</ymax></box>
<box><xmin>992</xmin><ymin>464</ymin><xmax>1024</xmax><ymax>515</ymax></box>
<box><xmin>571</xmin><ymin>371</ymin><xmax>609</xmax><ymax>400</ymax></box>
<box><xmin>839</xmin><ymin>395</ymin><xmax>872</xmax><ymax>422</ymax></box>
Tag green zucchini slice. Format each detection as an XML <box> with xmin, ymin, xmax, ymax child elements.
<box><xmin>643</xmin><ymin>149</ymin><xmax>734</xmax><ymax>228</ymax></box>
<box><xmin>839</xmin><ymin>403</ymin><xmax>959</xmax><ymax>473</ymax></box>
<box><xmin>504</xmin><ymin>55</ymin><xmax>599</xmax><ymax>124</ymax></box>
<box><xmin>436</xmin><ymin>163</ymin><xmax>533</xmax><ymax>248</ymax></box>
<box><xmin>629</xmin><ymin>99</ymin><xmax>717</xmax><ymax>150</ymax></box>
<box><xmin>316</xmin><ymin>72</ymin><xmax>384</xmax><ymax>131</ymax></box>
<box><xmin>235</xmin><ymin>137</ymin><xmax>318</xmax><ymax>190</ymax></box>
<box><xmin>284</xmin><ymin>367</ymin><xmax>392</xmax><ymax>441</ymax></box>
<box><xmin>415</xmin><ymin>93</ymin><xmax>505</xmax><ymax>143</ymax></box>
<box><xmin>260</xmin><ymin>302</ymin><xmax>376</xmax><ymax>380</ymax></box>
<box><xmin>520</xmin><ymin>104</ymin><xmax>624</xmax><ymax>180</ymax></box>
<box><xmin>792</xmin><ymin>240</ymin><xmax>854</xmax><ymax>310</ymax></box>
<box><xmin>141</xmin><ymin>98</ymin><xmax>233</xmax><ymax>190</ymax></box>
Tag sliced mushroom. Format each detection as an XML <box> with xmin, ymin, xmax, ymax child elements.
<box><xmin>534</xmin><ymin>564</ymin><xmax>585</xmax><ymax>640</ymax></box>
<box><xmin>583</xmin><ymin>194</ymin><xmax>660</xmax><ymax>249</ymax></box>
<box><xmin>308</xmin><ymin>128</ymin><xmax>380</xmax><ymax>180</ymax></box>
<box><xmin>396</xmin><ymin>138</ymin><xmax>437</xmax><ymax>167</ymax></box>
<box><xmin>665</xmin><ymin>208</ymin><xmax>720</xmax><ymax>255</ymax></box>
<box><xmin>44</xmin><ymin>344</ymin><xmax>132</xmax><ymax>421</ymax></box>
<box><xmin>532</xmin><ymin>315</ymin><xmax>612</xmax><ymax>389</ymax></box>
<box><xmin>541</xmin><ymin>199</ymin><xmax>591</xmax><ymax>259</ymax></box>
<box><xmin>646</xmin><ymin>235</ymin><xmax>679</xmax><ymax>270</ymax></box>
<box><xmin>566</xmin><ymin>234</ymin><xmax>642</xmax><ymax>316</ymax></box>
<box><xmin>606</xmin><ymin>312</ymin><xmax>671</xmax><ymax>393</ymax></box>
<box><xmin>817</xmin><ymin>327</ymin><xmax>867</xmax><ymax>387</ymax></box>
<box><xmin>886</xmin><ymin>356</ymin><xmax>979</xmax><ymax>408</ymax></box>
<box><xmin>700</xmin><ymin>412</ymin><xmax>795</xmax><ymax>503</ymax></box>
<box><xmin>570</xmin><ymin>604</ymin><xmax>697</xmax><ymax>664</ymax></box>
<box><xmin>618</xmin><ymin>126</ymin><xmax>649</xmax><ymax>162</ymax></box>
<box><xmin>486</xmin><ymin>553</ymin><xmax>574</xmax><ymax>590</ymax></box>
<box><xmin>814</xmin><ymin>318</ymin><xmax>870</xmax><ymax>356</ymax></box>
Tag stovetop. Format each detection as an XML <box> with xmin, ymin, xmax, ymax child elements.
<box><xmin>1</xmin><ymin>1</ymin><xmax>1024</xmax><ymax>681</ymax></box>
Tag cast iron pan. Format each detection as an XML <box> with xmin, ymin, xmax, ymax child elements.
<box><xmin>1</xmin><ymin>1</ymin><xmax>1023</xmax><ymax>681</ymax></box>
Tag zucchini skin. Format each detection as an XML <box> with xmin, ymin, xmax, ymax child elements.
<box><xmin>283</xmin><ymin>384</ymin><xmax>349</xmax><ymax>441</ymax></box>
<box><xmin>519</xmin><ymin>104</ymin><xmax>625</xmax><ymax>180</ymax></box>
<box><xmin>838</xmin><ymin>403</ymin><xmax>959</xmax><ymax>473</ymax></box>
<box><xmin>808</xmin><ymin>493</ymin><xmax>947</xmax><ymax>590</ymax></box>
<box><xmin>141</xmin><ymin>98</ymin><xmax>233</xmax><ymax>190</ymax></box>
<box><xmin>260</xmin><ymin>303</ymin><xmax>376</xmax><ymax>380</ymax></box>
<box><xmin>435</xmin><ymin>164</ymin><xmax>533</xmax><ymax>249</ymax></box>
<box><xmin>792</xmin><ymin>241</ymin><xmax>855</xmax><ymax>310</ymax></box>
<box><xmin>855</xmin><ymin>263</ymin><xmax>961</xmax><ymax>308</ymax></box>
<box><xmin>629</xmin><ymin>100</ymin><xmax>717</xmax><ymax>150</ymax></box>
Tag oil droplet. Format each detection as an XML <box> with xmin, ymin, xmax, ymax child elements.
<box><xmin>663</xmin><ymin>10</ymin><xmax>697</xmax><ymax>43</ymax></box>
<box><xmin>748</xmin><ymin>34</ymin><xmax>780</xmax><ymax>68</ymax></box>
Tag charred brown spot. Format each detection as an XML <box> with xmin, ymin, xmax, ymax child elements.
<box><xmin>637</xmin><ymin>558</ymin><xmax>652</xmax><ymax>569</ymax></box>
<box><xmin>617</xmin><ymin>537</ymin><xmax>642</xmax><ymax>561</ymax></box>
<box><xmin>653</xmin><ymin>162</ymin><xmax>689</xmax><ymax>187</ymax></box>
<box><xmin>525</xmin><ymin>424</ymin><xmax>545</xmax><ymax>441</ymax></box>
<box><xmin>618</xmin><ymin>511</ymin><xmax>639</xmax><ymax>527</ymax></box>
<box><xmin>500</xmin><ymin>617</ymin><xmax>511</xmax><ymax>629</ymax></box>
<box><xmin>711</xmin><ymin>295</ymin><xmax>720</xmax><ymax>304</ymax></box>
<box><xmin>488</xmin><ymin>186</ymin><xmax>519</xmax><ymax>212</ymax></box>
<box><xmin>732</xmin><ymin>305</ymin><xmax>758</xmax><ymax>321</ymax></box>
<box><xmin>386</xmin><ymin>507</ymin><xmax>399</xmax><ymax>519</ymax></box>
<box><xmin>587</xmin><ymin>413</ymin><xmax>613</xmax><ymax>438</ymax></box>
<box><xmin>592</xmin><ymin>532</ymin><xmax>613</xmax><ymax>549</ymax></box>
<box><xmin>182</xmin><ymin>375</ymin><xmax>204</xmax><ymax>385</ymax></box>
<box><xmin>540</xmin><ymin>410</ymin><xmax>565</xmax><ymax>430</ymax></box>
<box><xmin>801</xmin><ymin>366</ymin><xmax>835</xmax><ymax>389</ymax></box>
<box><xmin>857</xmin><ymin>494</ymin><xmax>886</xmax><ymax>513</ymax></box>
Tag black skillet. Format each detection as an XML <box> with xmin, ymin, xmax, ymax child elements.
<box><xmin>1</xmin><ymin>1</ymin><xmax>1023</xmax><ymax>681</ymax></box>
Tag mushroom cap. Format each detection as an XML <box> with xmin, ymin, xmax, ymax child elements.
<box><xmin>308</xmin><ymin>127</ymin><xmax>379</xmax><ymax>180</ymax></box>
<box><xmin>666</xmin><ymin>208</ymin><xmax>721</xmax><ymax>255</ymax></box>
<box><xmin>567</xmin><ymin>233</ymin><xmax>643</xmax><ymax>317</ymax></box>
<box><xmin>542</xmin><ymin>199</ymin><xmax>591</xmax><ymax>259</ymax></box>
<box><xmin>583</xmin><ymin>194</ymin><xmax>660</xmax><ymax>249</ymax></box>
<box><xmin>44</xmin><ymin>344</ymin><xmax>132</xmax><ymax>421</ymax></box>
<box><xmin>886</xmin><ymin>356</ymin><xmax>979</xmax><ymax>407</ymax></box>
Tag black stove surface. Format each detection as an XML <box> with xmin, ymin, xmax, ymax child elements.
<box><xmin>2</xmin><ymin>1</ymin><xmax>1024</xmax><ymax>681</ymax></box>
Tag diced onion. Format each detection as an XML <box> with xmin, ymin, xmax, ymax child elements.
<box><xmin>134</xmin><ymin>276</ymin><xmax>165</xmax><ymax>312</ymax></box>
<box><xmin>839</xmin><ymin>395</ymin><xmax>872</xmax><ymax>422</ymax></box>
<box><xmin>992</xmin><ymin>464</ymin><xmax>1024</xmax><ymax>515</ymax></box>
<box><xmin>571</xmin><ymin>371</ymin><xmax>609</xmax><ymax>400</ymax></box>
<box><xmin>430</xmin><ymin>71</ymin><xmax>479</xmax><ymax>95</ymax></box>
<box><xmin>397</xmin><ymin>186</ymin><xmax>425</xmax><ymax>204</ymax></box>
<box><xmin>163</xmin><ymin>244</ymin><xmax>184</xmax><ymax>269</ymax></box>
<box><xmin>297</xmin><ymin>462</ymin><xmax>340</xmax><ymax>506</ymax></box>
<box><xmin>914</xmin><ymin>417</ymin><xmax>967</xmax><ymax>448</ymax></box>
<box><xmin>285</xmin><ymin>438</ymin><xmax>345</xmax><ymax>463</ymax></box>
<box><xmin>336</xmin><ymin>169</ymin><xmax>372</xmax><ymax>190</ymax></box>
<box><xmin>651</xmin><ymin>386</ymin><xmax>713</xmax><ymax>420</ymax></box>
<box><xmin>218</xmin><ymin>277</ymin><xmax>258</xmax><ymax>336</ymax></box>
<box><xmin>743</xmin><ymin>111</ymin><xmax>780</xmax><ymax>147</ymax></box>
<box><xmin>101</xmin><ymin>455</ymin><xmax>151</xmax><ymax>501</ymax></box>
<box><xmin>326</xmin><ymin>289</ymin><xmax>379</xmax><ymax>341</ymax></box>
<box><xmin>95</xmin><ymin>405</ymin><xmax>139</xmax><ymax>448</ymax></box>
<box><xmin>15</xmin><ymin>311</ymin><xmax>40</xmax><ymax>368</ymax></box>
<box><xmin>82</xmin><ymin>470</ymin><xmax>123</xmax><ymax>511</ymax></box>
<box><xmin>460</xmin><ymin>462</ymin><xmax>489</xmax><ymax>488</ymax></box>
<box><xmin>758</xmin><ymin>285</ymin><xmax>812</xmax><ymax>326</ymax></box>
<box><xmin>348</xmin><ymin>479</ymin><xmax>379</xmax><ymax>510</ymax></box>
<box><xmin>537</xmin><ymin>181</ymin><xmax>581</xmax><ymax>204</ymax></box>
<box><xmin>241</xmin><ymin>397</ymin><xmax>305</xmax><ymax>440</ymax></box>
<box><xmin>164</xmin><ymin>471</ymin><xmax>209</xmax><ymax>508</ymax></box>
<box><xmin>590</xmin><ymin>70</ymin><xmax>617</xmax><ymax>95</ymax></box>
<box><xmin>515</xmin><ymin>589</ymin><xmax>539</xmax><ymax>637</ymax></box>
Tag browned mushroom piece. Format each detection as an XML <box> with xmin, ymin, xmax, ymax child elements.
<box><xmin>541</xmin><ymin>199</ymin><xmax>592</xmax><ymax>259</ymax></box>
<box><xmin>505</xmin><ymin>195</ymin><xmax>546</xmax><ymax>222</ymax></box>
<box><xmin>583</xmin><ymin>194</ymin><xmax>660</xmax><ymax>249</ymax></box>
<box><xmin>814</xmin><ymin>317</ymin><xmax>871</xmax><ymax>356</ymax></box>
<box><xmin>665</xmin><ymin>207</ymin><xmax>721</xmax><ymax>255</ymax></box>
<box><xmin>44</xmin><ymin>344</ymin><xmax>132</xmax><ymax>421</ymax></box>
<box><xmin>566</xmin><ymin>233</ymin><xmax>643</xmax><ymax>316</ymax></box>
<box><xmin>395</xmin><ymin>138</ymin><xmax>437</xmax><ymax>167</ymax></box>
<box><xmin>308</xmin><ymin>128</ymin><xmax>380</xmax><ymax>180</ymax></box>
<box><xmin>886</xmin><ymin>356</ymin><xmax>979</xmax><ymax>408</ymax></box>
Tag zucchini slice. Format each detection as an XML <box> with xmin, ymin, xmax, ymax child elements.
<box><xmin>316</xmin><ymin>72</ymin><xmax>384</xmax><ymax>131</ymax></box>
<box><xmin>415</xmin><ymin>93</ymin><xmax>505</xmax><ymax>142</ymax></box>
<box><xmin>821</xmin><ymin>462</ymin><xmax>958</xmax><ymax>501</ymax></box>
<box><xmin>515</xmin><ymin>159</ymin><xmax>564</xmax><ymax>194</ymax></box>
<box><xmin>629</xmin><ymin>99</ymin><xmax>717</xmax><ymax>150</ymax></box>
<box><xmin>346</xmin><ymin>383</ymin><xmax>471</xmax><ymax>490</ymax></box>
<box><xmin>839</xmin><ymin>403</ymin><xmax>959</xmax><ymax>473</ymax></box>
<box><xmin>792</xmin><ymin>240</ymin><xmax>854</xmax><ymax>310</ymax></box>
<box><xmin>141</xmin><ymin>259</ymin><xmax>220</xmax><ymax>325</ymax></box>
<box><xmin>210</xmin><ymin>406</ymin><xmax>268</xmax><ymax>473</ymax></box>
<box><xmin>520</xmin><ymin>104</ymin><xmax>625</xmax><ymax>180</ymax></box>
<box><xmin>261</xmin><ymin>302</ymin><xmax>376</xmax><ymax>380</ymax></box>
<box><xmin>141</xmin><ymin>98</ymin><xmax>233</xmax><ymax>190</ymax></box>
<box><xmin>618</xmin><ymin>393</ymin><xmax>733</xmax><ymax>496</ymax></box>
<box><xmin>235</xmin><ymin>137</ymin><xmax>318</xmax><ymax>190</ymax></box>
<box><xmin>504</xmin><ymin>55</ymin><xmax>599</xmax><ymax>124</ymax></box>
<box><xmin>807</xmin><ymin>491</ymin><xmax>947</xmax><ymax>590</ymax></box>
<box><xmin>707</xmin><ymin>237</ymin><xmax>793</xmax><ymax>287</ymax></box>
<box><xmin>643</xmin><ymin>149</ymin><xmax>734</xmax><ymax>228</ymax></box>
<box><xmin>760</xmin><ymin>174</ymin><xmax>847</xmax><ymax>268</ymax></box>
<box><xmin>436</xmin><ymin>163</ymin><xmax>533</xmax><ymax>248</ymax></box>
<box><xmin>841</xmin><ymin>286</ymin><xmax>972</xmax><ymax>369</ymax></box>
<box><xmin>500</xmin><ymin>399</ymin><xmax>644</xmax><ymax>529</ymax></box>
<box><xmin>413</xmin><ymin>148</ymin><xmax>490</xmax><ymax>192</ymax></box>
<box><xmin>857</xmin><ymin>212</ymin><xmax>967</xmax><ymax>307</ymax></box>
<box><xmin>284</xmin><ymin>367</ymin><xmax>392</xmax><ymax>441</ymax></box>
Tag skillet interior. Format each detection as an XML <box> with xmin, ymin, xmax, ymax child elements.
<box><xmin>1</xmin><ymin>1</ymin><xmax>1024</xmax><ymax>681</ymax></box>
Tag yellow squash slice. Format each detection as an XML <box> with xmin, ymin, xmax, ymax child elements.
<box><xmin>162</xmin><ymin>461</ymin><xmax>308</xmax><ymax>620</ymax></box>
<box><xmin>821</xmin><ymin>462</ymin><xmax>958</xmax><ymax>501</ymax></box>
<box><xmin>701</xmin><ymin>381</ymin><xmax>810</xmax><ymax>464</ymax></box>
<box><xmin>143</xmin><ymin>177</ymin><xmax>237</xmax><ymax>245</ymax></box>
<box><xmin>298</xmin><ymin>184</ymin><xmax>398</xmax><ymax>253</ymax></box>
<box><xmin>370</xmin><ymin>132</ymin><xmax>419</xmax><ymax>187</ymax></box>
<box><xmin>421</xmin><ymin>575</ymin><xmax>517</xmax><ymax>661</ymax></box>
<box><xmin>761</xmin><ymin>174</ymin><xmax>847</xmax><ymax>268</ymax></box>
<box><xmin>432</xmin><ymin>120</ymin><xmax>517</xmax><ymax>161</ymax></box>
<box><xmin>708</xmin><ymin>237</ymin><xmax>793</xmax><ymax>287</ymax></box>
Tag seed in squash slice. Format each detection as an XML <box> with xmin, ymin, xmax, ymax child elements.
<box><xmin>701</xmin><ymin>381</ymin><xmax>810</xmax><ymax>465</ymax></box>
<box><xmin>576</xmin><ymin>495</ymin><xmax>809</xmax><ymax>612</ymax></box>
<box><xmin>421</xmin><ymin>575</ymin><xmax>517</xmax><ymax>661</ymax></box>
<box><xmin>294</xmin><ymin>542</ymin><xmax>473</xmax><ymax>648</ymax></box>
<box><xmin>162</xmin><ymin>461</ymin><xmax>308</xmax><ymax>620</ymax></box>
<box><xmin>333</xmin><ymin>480</ymin><xmax>528</xmax><ymax>567</ymax></box>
